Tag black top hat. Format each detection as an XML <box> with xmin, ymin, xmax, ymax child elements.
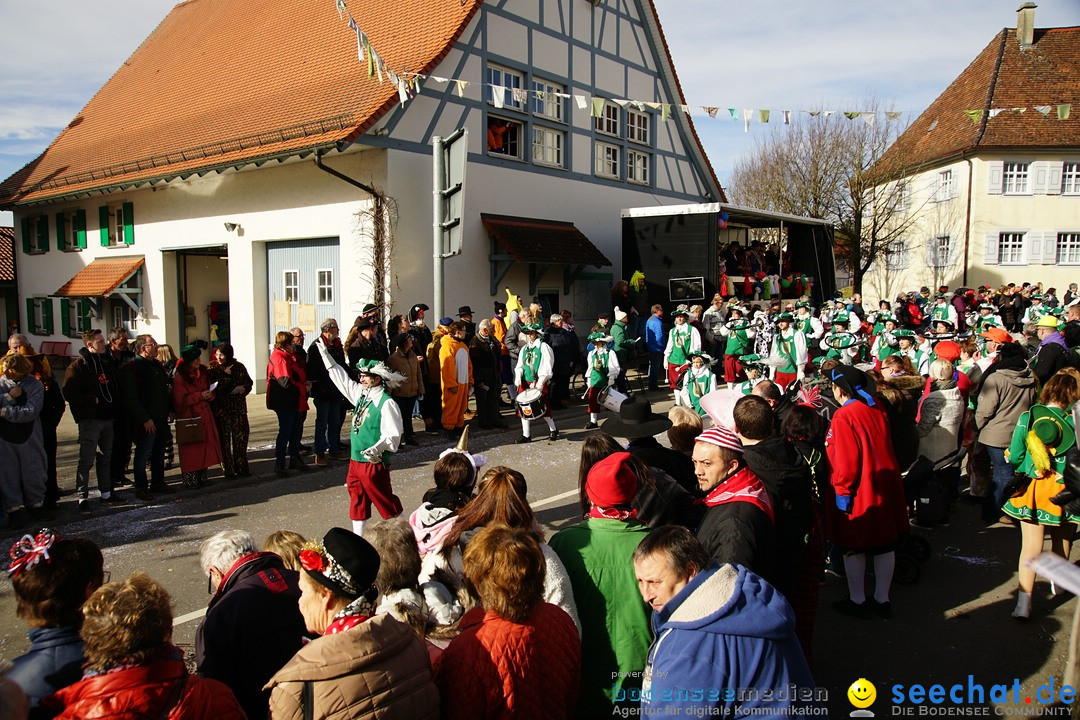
<box><xmin>458</xmin><ymin>306</ymin><xmax>474</xmax><ymax>316</ymax></box>
<box><xmin>600</xmin><ymin>394</ymin><xmax>673</xmax><ymax>439</ymax></box>
<box><xmin>303</xmin><ymin>528</ymin><xmax>380</xmax><ymax>601</ymax></box>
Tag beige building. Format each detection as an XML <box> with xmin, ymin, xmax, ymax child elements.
<box><xmin>864</xmin><ymin>3</ymin><xmax>1080</xmax><ymax>302</ymax></box>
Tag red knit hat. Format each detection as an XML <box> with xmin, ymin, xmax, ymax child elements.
<box><xmin>585</xmin><ymin>452</ymin><xmax>638</xmax><ymax>507</ymax></box>
<box><xmin>695</xmin><ymin>425</ymin><xmax>743</xmax><ymax>453</ymax></box>
<box><xmin>934</xmin><ymin>340</ymin><xmax>961</xmax><ymax>362</ymax></box>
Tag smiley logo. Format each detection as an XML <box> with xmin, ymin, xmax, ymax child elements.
<box><xmin>847</xmin><ymin>678</ymin><xmax>877</xmax><ymax>709</ymax></box>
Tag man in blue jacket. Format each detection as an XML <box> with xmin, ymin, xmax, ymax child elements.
<box><xmin>645</xmin><ymin>305</ymin><xmax>665</xmax><ymax>391</ymax></box>
<box><xmin>633</xmin><ymin>526</ymin><xmax>816</xmax><ymax>717</ymax></box>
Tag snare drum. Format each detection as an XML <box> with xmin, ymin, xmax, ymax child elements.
<box><xmin>600</xmin><ymin>387</ymin><xmax>627</xmax><ymax>413</ymax></box>
<box><xmin>516</xmin><ymin>388</ymin><xmax>545</xmax><ymax>418</ymax></box>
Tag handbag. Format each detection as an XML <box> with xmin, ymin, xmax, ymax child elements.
<box><xmin>175</xmin><ymin>417</ymin><xmax>205</xmax><ymax>445</ymax></box>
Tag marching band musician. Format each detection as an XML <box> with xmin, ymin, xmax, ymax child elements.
<box><xmin>769</xmin><ymin>313</ymin><xmax>806</xmax><ymax>388</ymax></box>
<box><xmin>680</xmin><ymin>350</ymin><xmax>717</xmax><ymax>417</ymax></box>
<box><xmin>737</xmin><ymin>355</ymin><xmax>768</xmax><ymax>395</ymax></box>
<box><xmin>718</xmin><ymin>305</ymin><xmax>755</xmax><ymax>389</ymax></box>
<box><xmin>584</xmin><ymin>332</ymin><xmax>620</xmax><ymax>430</ymax></box>
<box><xmin>819</xmin><ymin>310</ymin><xmax>862</xmax><ymax>365</ymax></box>
<box><xmin>973</xmin><ymin>303</ymin><xmax>1003</xmax><ymax>333</ymax></box>
<box><xmin>894</xmin><ymin>329</ymin><xmax>929</xmax><ymax>376</ymax></box>
<box><xmin>1020</xmin><ymin>293</ymin><xmax>1046</xmax><ymax>326</ymax></box>
<box><xmin>870</xmin><ymin>315</ymin><xmax>901</xmax><ymax>364</ymax></box>
<box><xmin>664</xmin><ymin>308</ymin><xmax>701</xmax><ymax>406</ymax></box>
<box><xmin>793</xmin><ymin>301</ymin><xmax>824</xmax><ymax>344</ymax></box>
<box><xmin>514</xmin><ymin>324</ymin><xmax>559</xmax><ymax>444</ymax></box>
<box><xmin>930</xmin><ymin>292</ymin><xmax>958</xmax><ymax>328</ymax></box>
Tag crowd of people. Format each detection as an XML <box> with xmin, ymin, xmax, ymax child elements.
<box><xmin>0</xmin><ymin>329</ymin><xmax>254</xmax><ymax>526</ymax></box>
<box><xmin>3</xmin><ymin>275</ymin><xmax>1080</xmax><ymax>717</ymax></box>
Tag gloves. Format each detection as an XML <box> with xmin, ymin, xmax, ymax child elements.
<box><xmin>361</xmin><ymin>446</ymin><xmax>381</xmax><ymax>463</ymax></box>
<box><xmin>835</xmin><ymin>494</ymin><xmax>853</xmax><ymax>514</ymax></box>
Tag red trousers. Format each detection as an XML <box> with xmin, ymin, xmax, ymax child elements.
<box><xmin>723</xmin><ymin>355</ymin><xmax>743</xmax><ymax>384</ymax></box>
<box><xmin>586</xmin><ymin>385</ymin><xmax>605</xmax><ymax>413</ymax></box>
<box><xmin>774</xmin><ymin>370</ymin><xmax>797</xmax><ymax>390</ymax></box>
<box><xmin>345</xmin><ymin>460</ymin><xmax>402</xmax><ymax>521</ymax></box>
<box><xmin>667</xmin><ymin>363</ymin><xmax>688</xmax><ymax>390</ymax></box>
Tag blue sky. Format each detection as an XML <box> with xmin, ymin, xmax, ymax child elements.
<box><xmin>2</xmin><ymin>0</ymin><xmax>1079</xmax><ymax>225</ymax></box>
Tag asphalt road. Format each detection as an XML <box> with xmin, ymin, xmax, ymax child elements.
<box><xmin>0</xmin><ymin>387</ymin><xmax>1076</xmax><ymax>717</ymax></box>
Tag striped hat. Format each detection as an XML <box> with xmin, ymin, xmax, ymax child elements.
<box><xmin>695</xmin><ymin>425</ymin><xmax>743</xmax><ymax>453</ymax></box>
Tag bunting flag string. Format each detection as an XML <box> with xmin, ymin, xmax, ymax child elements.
<box><xmin>334</xmin><ymin>0</ymin><xmax>1076</xmax><ymax>127</ymax></box>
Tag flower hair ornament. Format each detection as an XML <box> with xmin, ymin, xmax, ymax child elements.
<box><xmin>438</xmin><ymin>426</ymin><xmax>487</xmax><ymax>483</ymax></box>
<box><xmin>8</xmin><ymin>528</ymin><xmax>58</xmax><ymax>577</ymax></box>
<box><xmin>298</xmin><ymin>539</ymin><xmax>361</xmax><ymax>599</ymax></box>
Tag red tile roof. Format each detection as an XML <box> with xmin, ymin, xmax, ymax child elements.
<box><xmin>0</xmin><ymin>227</ymin><xmax>14</xmax><ymax>283</ymax></box>
<box><xmin>481</xmin><ymin>214</ymin><xmax>611</xmax><ymax>267</ymax></box>
<box><xmin>53</xmin><ymin>257</ymin><xmax>145</xmax><ymax>297</ymax></box>
<box><xmin>876</xmin><ymin>25</ymin><xmax>1080</xmax><ymax>175</ymax></box>
<box><xmin>0</xmin><ymin>0</ymin><xmax>484</xmax><ymax>206</ymax></box>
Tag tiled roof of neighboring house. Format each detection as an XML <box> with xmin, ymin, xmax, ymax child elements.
<box><xmin>53</xmin><ymin>257</ymin><xmax>145</xmax><ymax>297</ymax></box>
<box><xmin>0</xmin><ymin>0</ymin><xmax>484</xmax><ymax>206</ymax></box>
<box><xmin>876</xmin><ymin>25</ymin><xmax>1080</xmax><ymax>176</ymax></box>
<box><xmin>0</xmin><ymin>0</ymin><xmax>723</xmax><ymax>207</ymax></box>
<box><xmin>0</xmin><ymin>227</ymin><xmax>14</xmax><ymax>282</ymax></box>
<box><xmin>481</xmin><ymin>214</ymin><xmax>611</xmax><ymax>267</ymax></box>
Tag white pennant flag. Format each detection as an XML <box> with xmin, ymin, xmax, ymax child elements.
<box><xmin>782</xmin><ymin>110</ymin><xmax>791</xmax><ymax>125</ymax></box>
<box><xmin>397</xmin><ymin>79</ymin><xmax>409</xmax><ymax>106</ymax></box>
<box><xmin>744</xmin><ymin>108</ymin><xmax>753</xmax><ymax>133</ymax></box>
<box><xmin>860</xmin><ymin>112</ymin><xmax>875</xmax><ymax>126</ymax></box>
<box><xmin>612</xmin><ymin>99</ymin><xmax>629</xmax><ymax>107</ymax></box>
<box><xmin>575</xmin><ymin>95</ymin><xmax>588</xmax><ymax>110</ymax></box>
<box><xmin>336</xmin><ymin>0</ymin><xmax>347</xmax><ymax>20</ymax></box>
<box><xmin>491</xmin><ymin>85</ymin><xmax>505</xmax><ymax>109</ymax></box>
<box><xmin>989</xmin><ymin>108</ymin><xmax>1004</xmax><ymax>118</ymax></box>
<box><xmin>455</xmin><ymin>80</ymin><xmax>468</xmax><ymax>97</ymax></box>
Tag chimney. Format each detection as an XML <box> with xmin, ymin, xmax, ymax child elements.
<box><xmin>1017</xmin><ymin>2</ymin><xmax>1036</xmax><ymax>50</ymax></box>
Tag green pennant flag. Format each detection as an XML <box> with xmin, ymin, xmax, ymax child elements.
<box><xmin>1057</xmin><ymin>104</ymin><xmax>1072</xmax><ymax>120</ymax></box>
<box><xmin>964</xmin><ymin>109</ymin><xmax>983</xmax><ymax>124</ymax></box>
<box><xmin>759</xmin><ymin>109</ymin><xmax>770</xmax><ymax>123</ymax></box>
<box><xmin>591</xmin><ymin>97</ymin><xmax>605</xmax><ymax>118</ymax></box>
<box><xmin>661</xmin><ymin>104</ymin><xmax>670</xmax><ymax>122</ymax></box>
<box><xmin>844</xmin><ymin>111</ymin><xmax>860</xmax><ymax>120</ymax></box>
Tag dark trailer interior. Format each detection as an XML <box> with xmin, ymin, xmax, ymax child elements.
<box><xmin>621</xmin><ymin>203</ymin><xmax>836</xmax><ymax>309</ymax></box>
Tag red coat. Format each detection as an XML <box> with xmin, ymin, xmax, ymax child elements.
<box><xmin>267</xmin><ymin>348</ymin><xmax>309</xmax><ymax>412</ymax></box>
<box><xmin>434</xmin><ymin>604</ymin><xmax>580</xmax><ymax>720</ymax></box>
<box><xmin>172</xmin><ymin>366</ymin><xmax>223</xmax><ymax>474</ymax></box>
<box><xmin>824</xmin><ymin>399</ymin><xmax>909</xmax><ymax>550</ymax></box>
<box><xmin>47</xmin><ymin>657</ymin><xmax>246</xmax><ymax>720</ymax></box>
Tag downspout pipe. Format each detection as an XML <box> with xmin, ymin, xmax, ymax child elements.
<box><xmin>962</xmin><ymin>150</ymin><xmax>973</xmax><ymax>287</ymax></box>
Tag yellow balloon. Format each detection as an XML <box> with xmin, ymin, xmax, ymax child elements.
<box><xmin>847</xmin><ymin>678</ymin><xmax>877</xmax><ymax>709</ymax></box>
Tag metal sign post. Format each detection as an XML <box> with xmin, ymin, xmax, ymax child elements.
<box><xmin>432</xmin><ymin>127</ymin><xmax>468</xmax><ymax>321</ymax></box>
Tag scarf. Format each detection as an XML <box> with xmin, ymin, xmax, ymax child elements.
<box><xmin>699</xmin><ymin>465</ymin><xmax>774</xmax><ymax>522</ymax></box>
<box><xmin>587</xmin><ymin>506</ymin><xmax>638</xmax><ymax>521</ymax></box>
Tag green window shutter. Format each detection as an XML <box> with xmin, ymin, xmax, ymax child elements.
<box><xmin>42</xmin><ymin>299</ymin><xmax>54</xmax><ymax>334</ymax></box>
<box><xmin>25</xmin><ymin>298</ymin><xmax>35</xmax><ymax>333</ymax></box>
<box><xmin>20</xmin><ymin>218</ymin><xmax>31</xmax><ymax>254</ymax></box>
<box><xmin>99</xmin><ymin>206</ymin><xmax>110</xmax><ymax>246</ymax></box>
<box><xmin>37</xmin><ymin>215</ymin><xmax>49</xmax><ymax>252</ymax></box>
<box><xmin>76</xmin><ymin>209</ymin><xmax>87</xmax><ymax>249</ymax></box>
<box><xmin>122</xmin><ymin>202</ymin><xmax>134</xmax><ymax>245</ymax></box>
<box><xmin>56</xmin><ymin>212</ymin><xmax>67</xmax><ymax>251</ymax></box>
<box><xmin>60</xmin><ymin>299</ymin><xmax>71</xmax><ymax>335</ymax></box>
